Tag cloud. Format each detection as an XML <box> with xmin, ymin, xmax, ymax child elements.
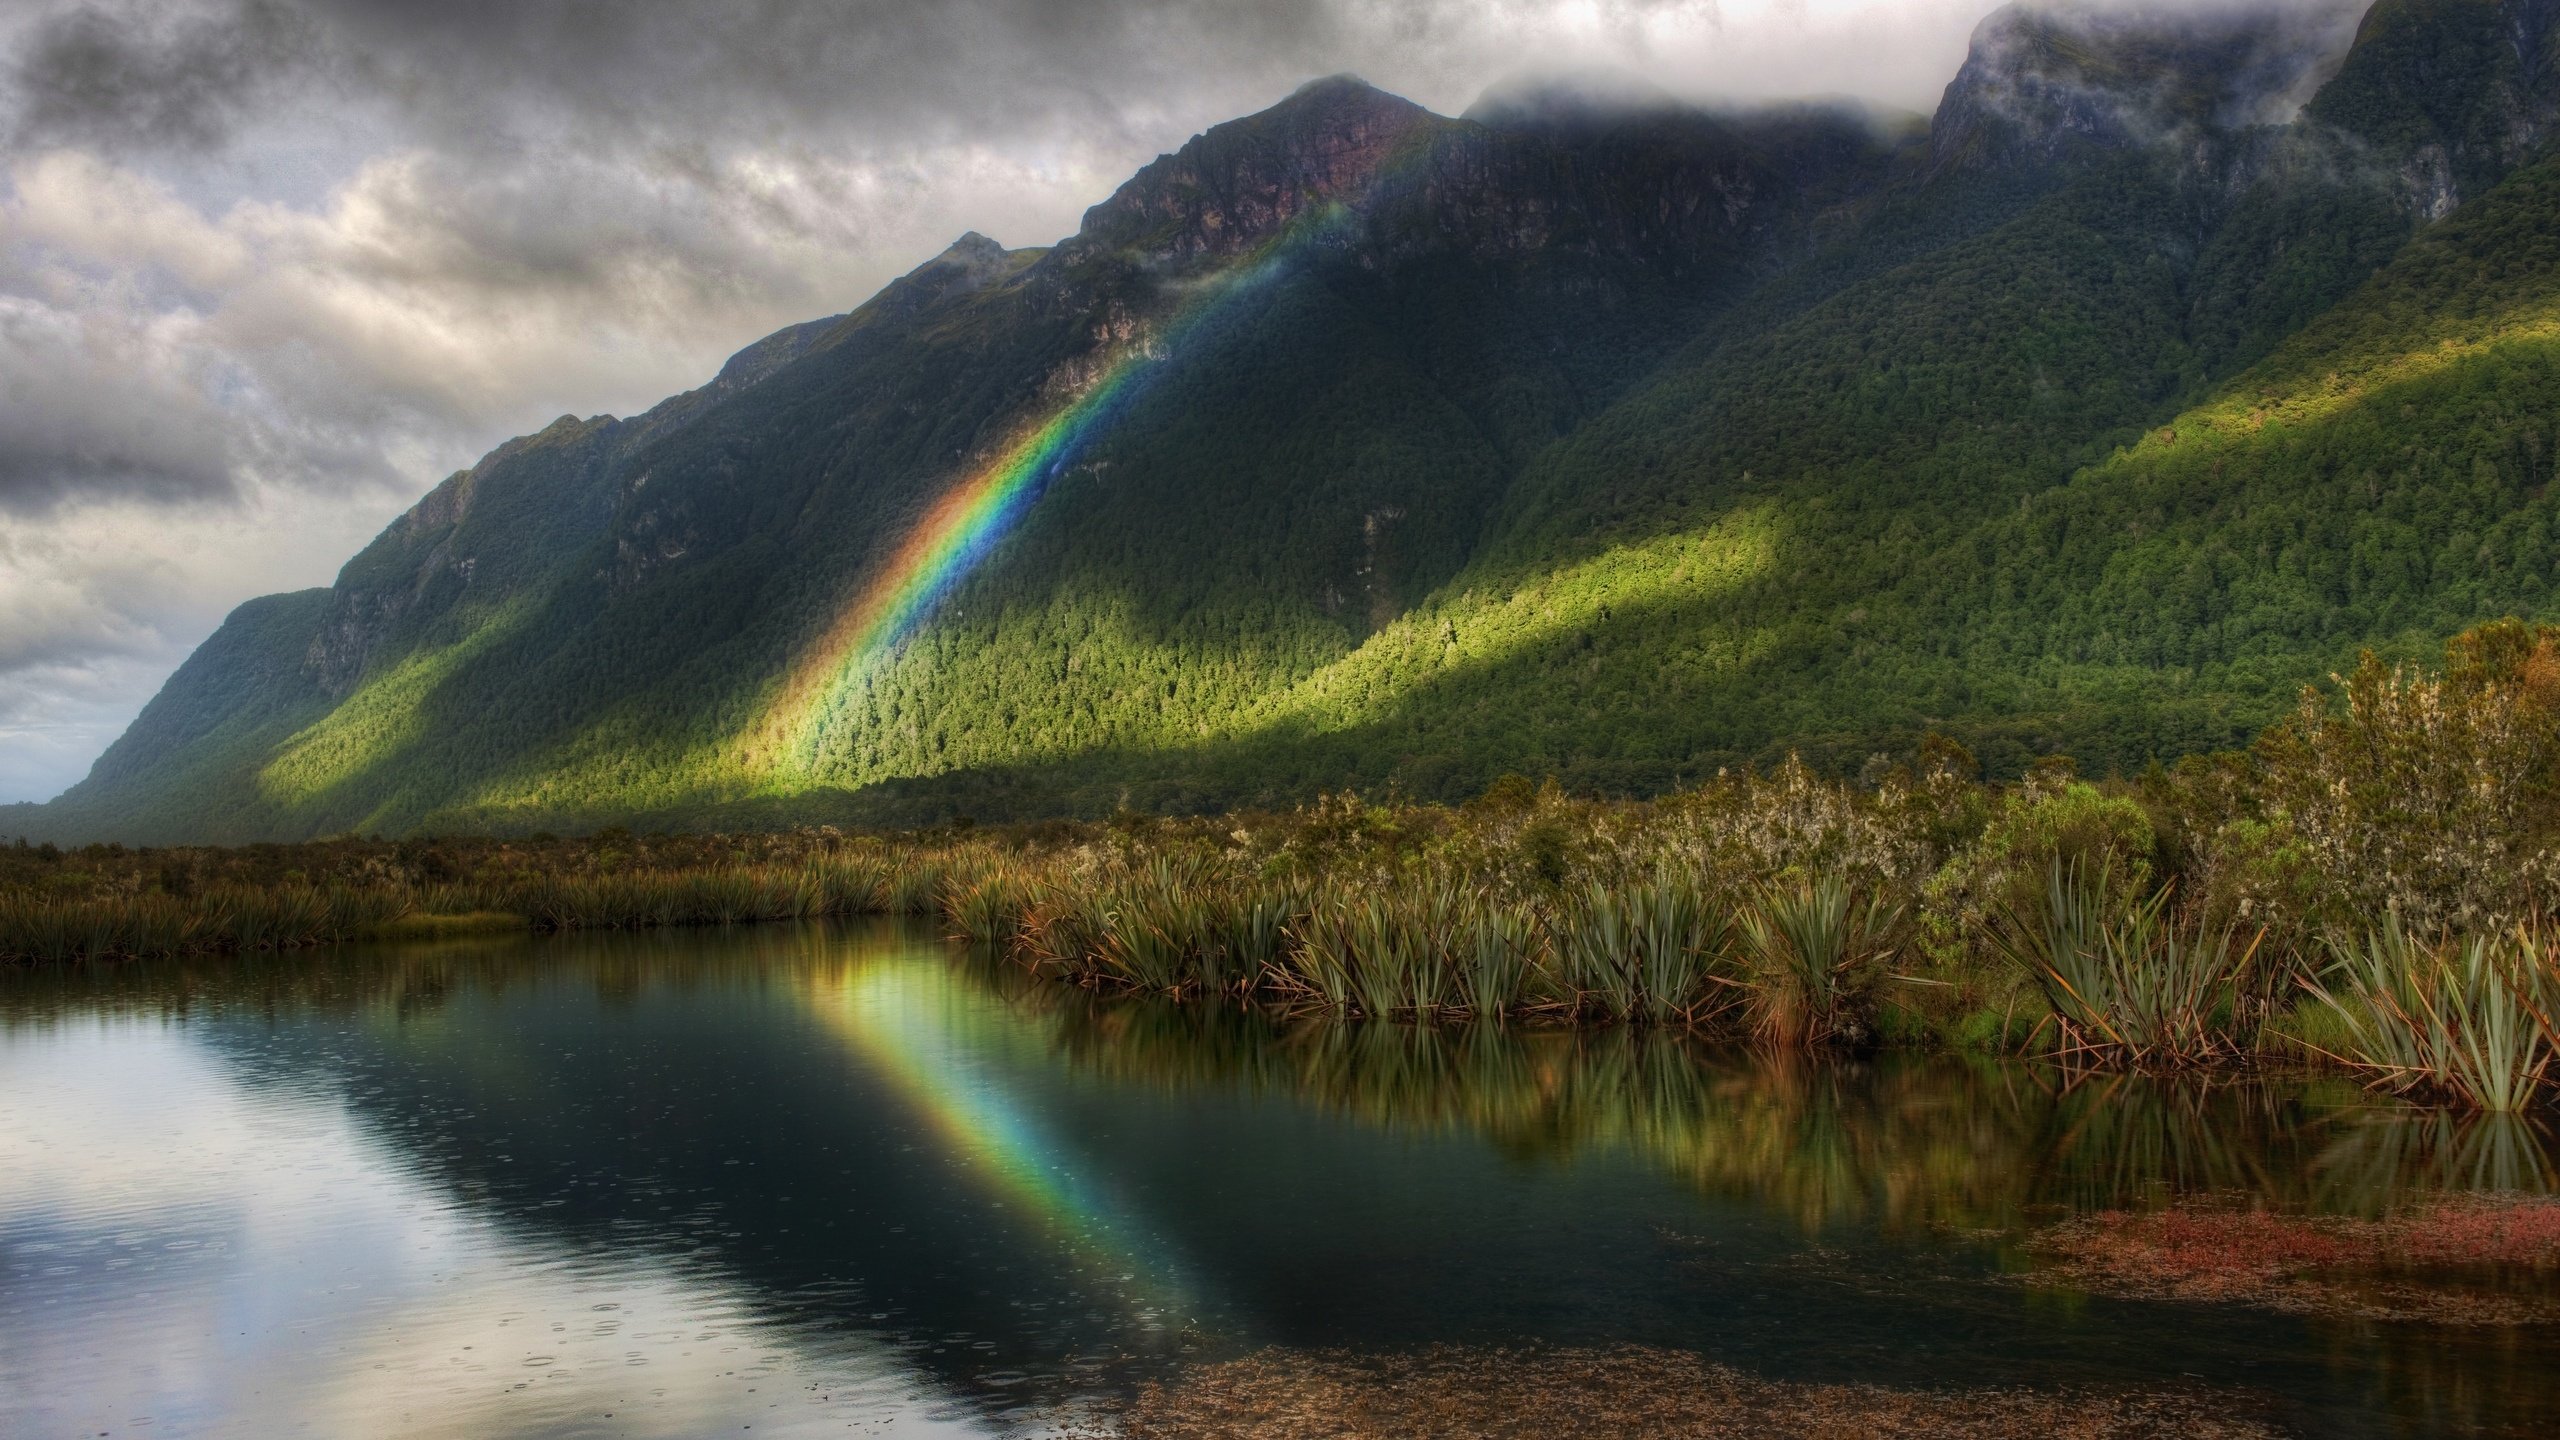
<box><xmin>0</xmin><ymin>291</ymin><xmax>239</xmax><ymax>509</ymax></box>
<box><xmin>4</xmin><ymin>2</ymin><xmax>1992</xmax><ymax>171</ymax></box>
<box><xmin>0</xmin><ymin>137</ymin><xmax>1138</xmax><ymax>512</ymax></box>
<box><xmin>0</xmin><ymin>480</ymin><xmax>409</xmax><ymax>803</ymax></box>
<box><xmin>0</xmin><ymin>0</ymin><xmax>2000</xmax><ymax>517</ymax></box>
<box><xmin>5</xmin><ymin>0</ymin><xmax>318</xmax><ymax>154</ymax></box>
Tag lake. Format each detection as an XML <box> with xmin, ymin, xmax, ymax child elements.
<box><xmin>3</xmin><ymin>918</ymin><xmax>2554</xmax><ymax>1437</ymax></box>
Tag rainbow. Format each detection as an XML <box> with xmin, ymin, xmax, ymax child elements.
<box><xmin>802</xmin><ymin>959</ymin><xmax>1192</xmax><ymax>1311</ymax></box>
<box><xmin>754</xmin><ymin>211</ymin><xmax>1346</xmax><ymax>781</ymax></box>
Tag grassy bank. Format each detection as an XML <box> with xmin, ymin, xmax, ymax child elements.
<box><xmin>10</xmin><ymin>622</ymin><xmax>2560</xmax><ymax>1109</ymax></box>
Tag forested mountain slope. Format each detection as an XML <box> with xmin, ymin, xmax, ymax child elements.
<box><xmin>16</xmin><ymin>0</ymin><xmax>2560</xmax><ymax>842</ymax></box>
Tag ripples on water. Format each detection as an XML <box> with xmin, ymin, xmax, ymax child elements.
<box><xmin>1</xmin><ymin>919</ymin><xmax>2554</xmax><ymax>1437</ymax></box>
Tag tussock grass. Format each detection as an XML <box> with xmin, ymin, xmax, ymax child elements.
<box><xmin>0</xmin><ymin>883</ymin><xmax>414</xmax><ymax>961</ymax></box>
<box><xmin>364</xmin><ymin>910</ymin><xmax>526</xmax><ymax>939</ymax></box>
<box><xmin>1738</xmin><ymin>872</ymin><xmax>1899</xmax><ymax>1047</ymax></box>
<box><xmin>0</xmin><ymin>854</ymin><xmax>901</xmax><ymax>961</ymax></box>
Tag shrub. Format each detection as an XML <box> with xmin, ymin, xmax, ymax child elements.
<box><xmin>1923</xmin><ymin>774</ymin><xmax>2159</xmax><ymax>971</ymax></box>
<box><xmin>2256</xmin><ymin>624</ymin><xmax>2560</xmax><ymax>935</ymax></box>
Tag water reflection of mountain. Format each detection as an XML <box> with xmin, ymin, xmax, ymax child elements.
<box><xmin>33</xmin><ymin>920</ymin><xmax>2556</xmax><ymax>1438</ymax></box>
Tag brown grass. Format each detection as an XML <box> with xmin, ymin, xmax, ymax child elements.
<box><xmin>1072</xmin><ymin>1345</ymin><xmax>2281</xmax><ymax>1439</ymax></box>
<box><xmin>2028</xmin><ymin>1195</ymin><xmax>2560</xmax><ymax>1324</ymax></box>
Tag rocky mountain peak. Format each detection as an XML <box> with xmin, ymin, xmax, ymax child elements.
<box><xmin>903</xmin><ymin>229</ymin><xmax>1019</xmax><ymax>299</ymax></box>
<box><xmin>1070</xmin><ymin>74</ymin><xmax>1438</xmax><ymax>263</ymax></box>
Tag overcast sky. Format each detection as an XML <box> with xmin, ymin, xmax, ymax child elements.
<box><xmin>0</xmin><ymin>0</ymin><xmax>2073</xmax><ymax>803</ymax></box>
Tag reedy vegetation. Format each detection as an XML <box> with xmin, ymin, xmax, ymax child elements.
<box><xmin>11</xmin><ymin>622</ymin><xmax>2560</xmax><ymax>1107</ymax></box>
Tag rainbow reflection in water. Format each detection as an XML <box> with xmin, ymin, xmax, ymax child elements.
<box><xmin>802</xmin><ymin>958</ymin><xmax>1195</xmax><ymax>1315</ymax></box>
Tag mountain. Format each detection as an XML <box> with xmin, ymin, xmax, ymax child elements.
<box><xmin>17</xmin><ymin>0</ymin><xmax>2560</xmax><ymax>843</ymax></box>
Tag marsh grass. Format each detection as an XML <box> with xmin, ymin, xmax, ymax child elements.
<box><xmin>505</xmin><ymin>861</ymin><xmax>887</xmax><ymax>930</ymax></box>
<box><xmin>944</xmin><ymin>868</ymin><xmax>1037</xmax><ymax>943</ymax></box>
<box><xmin>1094</xmin><ymin>857</ymin><xmax>1228</xmax><ymax>994</ymax></box>
<box><xmin>885</xmin><ymin>862</ymin><xmax>946</xmax><ymax>915</ymax></box>
<box><xmin>1031</xmin><ymin>863</ymin><xmax>1740</xmax><ymax>1024</ymax></box>
<box><xmin>1457</xmin><ymin>899</ymin><xmax>1542</xmax><ymax>1020</ymax></box>
<box><xmin>0</xmin><ymin>854</ymin><xmax>916</xmax><ymax>962</ymax></box>
<box><xmin>0</xmin><ymin>883</ymin><xmax>411</xmax><ymax>961</ymax></box>
<box><xmin>1291</xmin><ymin>887</ymin><xmax>1456</xmax><ymax>1016</ymax></box>
<box><xmin>1551</xmin><ymin>873</ymin><xmax>1733</xmax><ymax>1024</ymax></box>
<box><xmin>1216</xmin><ymin>888</ymin><xmax>1298</xmax><ymax>994</ymax></box>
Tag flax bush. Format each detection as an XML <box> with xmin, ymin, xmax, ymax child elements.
<box><xmin>1988</xmin><ymin>862</ymin><xmax>2264</xmax><ymax>1066</ymax></box>
<box><xmin>2301</xmin><ymin>920</ymin><xmax>2558</xmax><ymax>1112</ymax></box>
<box><xmin>1738</xmin><ymin>873</ymin><xmax>1902</xmax><ymax>1048</ymax></box>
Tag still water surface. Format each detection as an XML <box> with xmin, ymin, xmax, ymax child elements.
<box><xmin>2</xmin><ymin>918</ymin><xmax>2555</xmax><ymax>1437</ymax></box>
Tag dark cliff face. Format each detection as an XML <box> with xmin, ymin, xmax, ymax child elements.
<box><xmin>304</xmin><ymin>293</ymin><xmax>882</xmax><ymax>698</ymax></box>
<box><xmin>1060</xmin><ymin>74</ymin><xmax>1894</xmax><ymax>280</ymax></box>
<box><xmin>303</xmin><ymin>463</ymin><xmax>476</xmax><ymax>699</ymax></box>
<box><xmin>586</xmin><ymin>77</ymin><xmax>1899</xmax><ymax>607</ymax></box>
<box><xmin>306</xmin><ymin>417</ymin><xmax>621</xmax><ymax>698</ymax></box>
<box><xmin>1931</xmin><ymin>0</ymin><xmax>2368</xmax><ymax>173</ymax></box>
<box><xmin>307</xmin><ymin>399</ymin><xmax>681</xmax><ymax>700</ymax></box>
<box><xmin>1370</xmin><ymin>100</ymin><xmax>1895</xmax><ymax>276</ymax></box>
<box><xmin>2307</xmin><ymin>0</ymin><xmax>2560</xmax><ymax>215</ymax></box>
